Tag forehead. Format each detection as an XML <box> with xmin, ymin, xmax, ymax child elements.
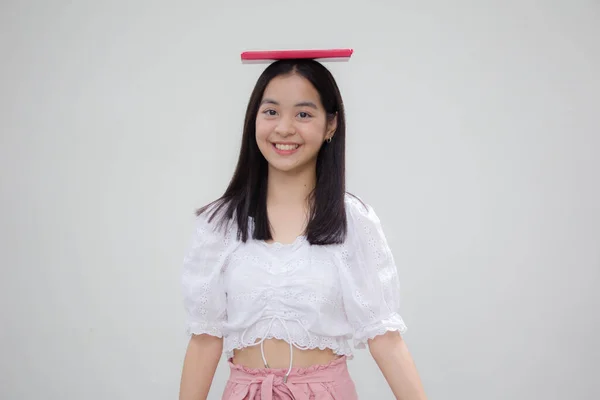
<box><xmin>262</xmin><ymin>73</ymin><xmax>321</xmax><ymax>105</ymax></box>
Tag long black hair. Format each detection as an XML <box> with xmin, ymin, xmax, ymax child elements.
<box><xmin>197</xmin><ymin>59</ymin><xmax>347</xmax><ymax>245</ymax></box>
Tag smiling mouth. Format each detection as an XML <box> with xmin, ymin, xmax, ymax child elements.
<box><xmin>273</xmin><ymin>143</ymin><xmax>300</xmax><ymax>151</ymax></box>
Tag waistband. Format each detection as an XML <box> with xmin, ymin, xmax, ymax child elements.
<box><xmin>227</xmin><ymin>356</ymin><xmax>349</xmax><ymax>400</ymax></box>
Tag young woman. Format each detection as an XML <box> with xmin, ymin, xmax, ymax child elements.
<box><xmin>179</xmin><ymin>59</ymin><xmax>427</xmax><ymax>400</ymax></box>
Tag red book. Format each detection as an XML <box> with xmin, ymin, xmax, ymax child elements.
<box><xmin>241</xmin><ymin>49</ymin><xmax>353</xmax><ymax>62</ymax></box>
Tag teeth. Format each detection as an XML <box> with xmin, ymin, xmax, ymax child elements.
<box><xmin>275</xmin><ymin>144</ymin><xmax>299</xmax><ymax>151</ymax></box>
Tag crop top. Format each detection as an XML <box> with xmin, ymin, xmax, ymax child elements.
<box><xmin>181</xmin><ymin>194</ymin><xmax>407</xmax><ymax>360</ymax></box>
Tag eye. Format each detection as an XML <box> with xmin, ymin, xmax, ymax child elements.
<box><xmin>262</xmin><ymin>109</ymin><xmax>278</xmax><ymax>116</ymax></box>
<box><xmin>298</xmin><ymin>111</ymin><xmax>312</xmax><ymax>119</ymax></box>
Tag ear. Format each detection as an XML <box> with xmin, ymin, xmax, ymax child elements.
<box><xmin>325</xmin><ymin>112</ymin><xmax>338</xmax><ymax>141</ymax></box>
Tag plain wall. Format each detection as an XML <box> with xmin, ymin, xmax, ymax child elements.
<box><xmin>1</xmin><ymin>1</ymin><xmax>598</xmax><ymax>399</ymax></box>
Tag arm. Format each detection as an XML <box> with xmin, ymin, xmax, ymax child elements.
<box><xmin>369</xmin><ymin>331</ymin><xmax>427</xmax><ymax>400</ymax></box>
<box><xmin>179</xmin><ymin>210</ymin><xmax>233</xmax><ymax>399</ymax></box>
<box><xmin>341</xmin><ymin>196</ymin><xmax>427</xmax><ymax>399</ymax></box>
<box><xmin>179</xmin><ymin>334</ymin><xmax>223</xmax><ymax>400</ymax></box>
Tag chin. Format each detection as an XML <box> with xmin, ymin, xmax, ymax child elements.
<box><xmin>268</xmin><ymin>163</ymin><xmax>300</xmax><ymax>174</ymax></box>
<box><xmin>269</xmin><ymin>159</ymin><xmax>318</xmax><ymax>175</ymax></box>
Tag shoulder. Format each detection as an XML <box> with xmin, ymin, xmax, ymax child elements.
<box><xmin>193</xmin><ymin>200</ymin><xmax>240</xmax><ymax>246</ymax></box>
<box><xmin>343</xmin><ymin>192</ymin><xmax>391</xmax><ymax>246</ymax></box>
<box><xmin>344</xmin><ymin>192</ymin><xmax>380</xmax><ymax>225</ymax></box>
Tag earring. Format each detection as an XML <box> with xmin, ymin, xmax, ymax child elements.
<box><xmin>326</xmin><ymin>137</ymin><xmax>332</xmax><ymax>143</ymax></box>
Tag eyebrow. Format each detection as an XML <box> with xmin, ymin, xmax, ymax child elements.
<box><xmin>260</xmin><ymin>98</ymin><xmax>318</xmax><ymax>109</ymax></box>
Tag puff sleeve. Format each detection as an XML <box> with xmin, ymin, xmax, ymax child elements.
<box><xmin>181</xmin><ymin>211</ymin><xmax>232</xmax><ymax>337</ymax></box>
<box><xmin>340</xmin><ymin>197</ymin><xmax>408</xmax><ymax>349</ymax></box>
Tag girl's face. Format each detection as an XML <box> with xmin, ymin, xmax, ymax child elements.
<box><xmin>255</xmin><ymin>73</ymin><xmax>337</xmax><ymax>175</ymax></box>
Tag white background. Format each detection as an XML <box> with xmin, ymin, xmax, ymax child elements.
<box><xmin>1</xmin><ymin>1</ymin><xmax>598</xmax><ymax>399</ymax></box>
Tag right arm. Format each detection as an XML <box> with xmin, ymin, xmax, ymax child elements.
<box><xmin>179</xmin><ymin>210</ymin><xmax>232</xmax><ymax>399</ymax></box>
<box><xmin>179</xmin><ymin>334</ymin><xmax>223</xmax><ymax>400</ymax></box>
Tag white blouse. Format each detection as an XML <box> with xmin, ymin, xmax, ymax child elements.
<box><xmin>181</xmin><ymin>194</ymin><xmax>407</xmax><ymax>360</ymax></box>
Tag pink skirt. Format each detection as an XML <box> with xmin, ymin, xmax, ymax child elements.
<box><xmin>221</xmin><ymin>356</ymin><xmax>358</xmax><ymax>400</ymax></box>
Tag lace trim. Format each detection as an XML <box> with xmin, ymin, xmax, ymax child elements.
<box><xmin>186</xmin><ymin>321</ymin><xmax>223</xmax><ymax>338</ymax></box>
<box><xmin>223</xmin><ymin>332</ymin><xmax>354</xmax><ymax>360</ymax></box>
<box><xmin>353</xmin><ymin>312</ymin><xmax>407</xmax><ymax>349</ymax></box>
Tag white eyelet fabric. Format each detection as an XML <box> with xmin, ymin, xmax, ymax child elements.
<box><xmin>181</xmin><ymin>194</ymin><xmax>407</xmax><ymax>360</ymax></box>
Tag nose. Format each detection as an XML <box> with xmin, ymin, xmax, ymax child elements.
<box><xmin>274</xmin><ymin>116</ymin><xmax>295</xmax><ymax>137</ymax></box>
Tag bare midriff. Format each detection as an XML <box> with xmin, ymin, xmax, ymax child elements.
<box><xmin>232</xmin><ymin>338</ymin><xmax>341</xmax><ymax>369</ymax></box>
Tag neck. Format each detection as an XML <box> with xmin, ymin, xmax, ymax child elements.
<box><xmin>266</xmin><ymin>165</ymin><xmax>316</xmax><ymax>207</ymax></box>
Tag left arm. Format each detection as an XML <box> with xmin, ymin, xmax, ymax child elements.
<box><xmin>341</xmin><ymin>196</ymin><xmax>428</xmax><ymax>400</ymax></box>
<box><xmin>369</xmin><ymin>331</ymin><xmax>427</xmax><ymax>400</ymax></box>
